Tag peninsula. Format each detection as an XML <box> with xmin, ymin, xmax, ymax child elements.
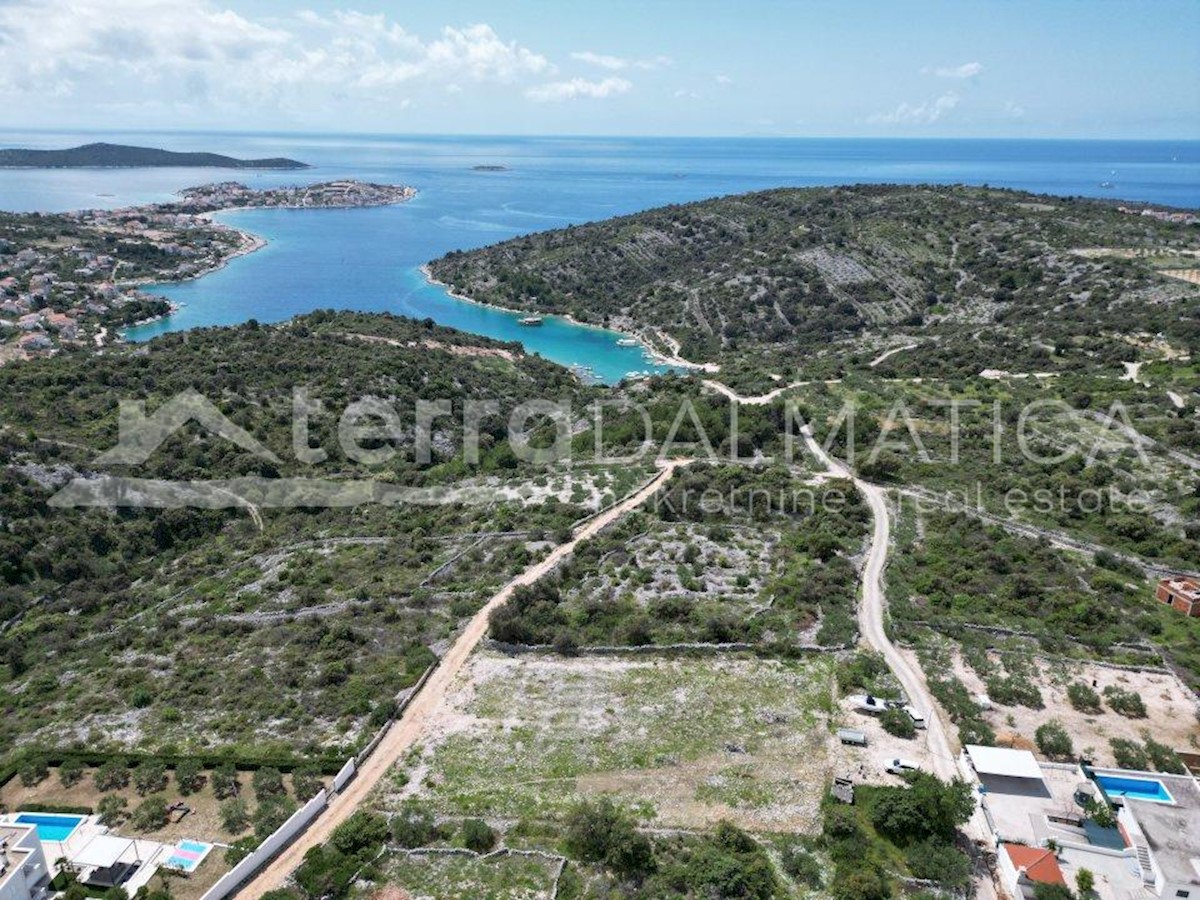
<box><xmin>0</xmin><ymin>142</ymin><xmax>309</xmax><ymax>169</ymax></box>
<box><xmin>0</xmin><ymin>180</ymin><xmax>415</xmax><ymax>360</ymax></box>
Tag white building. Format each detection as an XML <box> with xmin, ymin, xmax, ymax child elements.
<box><xmin>0</xmin><ymin>825</ymin><xmax>50</xmax><ymax>900</ymax></box>
<box><xmin>1115</xmin><ymin>774</ymin><xmax>1200</xmax><ymax>898</ymax></box>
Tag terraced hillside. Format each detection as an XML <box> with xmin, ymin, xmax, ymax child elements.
<box><xmin>429</xmin><ymin>185</ymin><xmax>1200</xmax><ymax>373</ymax></box>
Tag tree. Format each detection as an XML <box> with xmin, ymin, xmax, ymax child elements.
<box><xmin>219</xmin><ymin>798</ymin><xmax>249</xmax><ymax>834</ymax></box>
<box><xmin>832</xmin><ymin>863</ymin><xmax>890</xmax><ymax>900</ymax></box>
<box><xmin>95</xmin><ymin>759</ymin><xmax>131</xmax><ymax>792</ymax></box>
<box><xmin>1035</xmin><ymin>721</ymin><xmax>1074</xmax><ymax>760</ymax></box>
<box><xmin>1076</xmin><ymin>868</ymin><xmax>1095</xmax><ymax>897</ymax></box>
<box><xmin>174</xmin><ymin>759</ymin><xmax>203</xmax><ymax>796</ymax></box>
<box><xmin>211</xmin><ymin>763</ymin><xmax>239</xmax><ymax>800</ymax></box>
<box><xmin>97</xmin><ymin>795</ymin><xmax>128</xmax><ymax>826</ymax></box>
<box><xmin>291</xmin><ymin>765</ymin><xmax>324</xmax><ymax>799</ymax></box>
<box><xmin>329</xmin><ymin>811</ymin><xmax>389</xmax><ymax>856</ymax></box>
<box><xmin>1034</xmin><ymin>883</ymin><xmax>1075</xmax><ymax>900</ymax></box>
<box><xmin>881</xmin><ymin>707</ymin><xmax>916</xmax><ymax>739</ymax></box>
<box><xmin>59</xmin><ymin>758</ymin><xmax>85</xmax><ymax>788</ymax></box>
<box><xmin>461</xmin><ymin>819</ymin><xmax>496</xmax><ymax>853</ymax></box>
<box><xmin>905</xmin><ymin>839</ymin><xmax>972</xmax><ymax>887</ymax></box>
<box><xmin>564</xmin><ymin>797</ymin><xmax>655</xmax><ymax>880</ymax></box>
<box><xmin>19</xmin><ymin>756</ymin><xmax>48</xmax><ymax>787</ymax></box>
<box><xmin>871</xmin><ymin>774</ymin><xmax>975</xmax><ymax>844</ymax></box>
<box><xmin>1066</xmin><ymin>682</ymin><xmax>1102</xmax><ymax>714</ymax></box>
<box><xmin>391</xmin><ymin>800</ymin><xmax>437</xmax><ymax>849</ymax></box>
<box><xmin>251</xmin><ymin>767</ymin><xmax>285</xmax><ymax>801</ymax></box>
<box><xmin>133</xmin><ymin>759</ymin><xmax>168</xmax><ymax>796</ymax></box>
<box><xmin>131</xmin><ymin>797</ymin><xmax>168</xmax><ymax>831</ymax></box>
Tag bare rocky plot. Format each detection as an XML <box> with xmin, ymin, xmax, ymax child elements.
<box><xmin>945</xmin><ymin>650</ymin><xmax>1200</xmax><ymax>766</ymax></box>
<box><xmin>384</xmin><ymin>651</ymin><xmax>838</xmax><ymax>834</ymax></box>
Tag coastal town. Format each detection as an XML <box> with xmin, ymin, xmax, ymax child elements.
<box><xmin>0</xmin><ymin>181</ymin><xmax>415</xmax><ymax>362</ymax></box>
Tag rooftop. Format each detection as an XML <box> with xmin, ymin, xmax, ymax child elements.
<box><xmin>966</xmin><ymin>744</ymin><xmax>1045</xmax><ymax>781</ymax></box>
<box><xmin>1125</xmin><ymin>775</ymin><xmax>1200</xmax><ymax>887</ymax></box>
<box><xmin>1003</xmin><ymin>843</ymin><xmax>1067</xmax><ymax>886</ymax></box>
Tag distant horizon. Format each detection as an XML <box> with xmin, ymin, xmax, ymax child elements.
<box><xmin>5</xmin><ymin>128</ymin><xmax>1200</xmax><ymax>145</ymax></box>
<box><xmin>2</xmin><ymin>1</ymin><xmax>1195</xmax><ymax>140</ymax></box>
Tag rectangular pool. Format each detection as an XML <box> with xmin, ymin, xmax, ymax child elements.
<box><xmin>164</xmin><ymin>840</ymin><xmax>212</xmax><ymax>873</ymax></box>
<box><xmin>14</xmin><ymin>812</ymin><xmax>85</xmax><ymax>842</ymax></box>
<box><xmin>1095</xmin><ymin>774</ymin><xmax>1174</xmax><ymax>804</ymax></box>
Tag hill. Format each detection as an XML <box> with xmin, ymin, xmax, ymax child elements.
<box><xmin>428</xmin><ymin>184</ymin><xmax>1200</xmax><ymax>375</ymax></box>
<box><xmin>0</xmin><ymin>142</ymin><xmax>309</xmax><ymax>169</ymax></box>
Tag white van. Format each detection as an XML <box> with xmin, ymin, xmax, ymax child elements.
<box><xmin>903</xmin><ymin>706</ymin><xmax>927</xmax><ymax>729</ymax></box>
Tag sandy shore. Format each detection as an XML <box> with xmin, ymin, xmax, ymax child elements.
<box><xmin>418</xmin><ymin>264</ymin><xmax>720</xmax><ymax>375</ymax></box>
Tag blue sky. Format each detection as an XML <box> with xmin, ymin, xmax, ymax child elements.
<box><xmin>2</xmin><ymin>0</ymin><xmax>1197</xmax><ymax>137</ymax></box>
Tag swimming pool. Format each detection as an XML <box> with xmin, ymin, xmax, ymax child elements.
<box><xmin>1095</xmin><ymin>774</ymin><xmax>1174</xmax><ymax>804</ymax></box>
<box><xmin>164</xmin><ymin>840</ymin><xmax>212</xmax><ymax>873</ymax></box>
<box><xmin>14</xmin><ymin>812</ymin><xmax>85</xmax><ymax>842</ymax></box>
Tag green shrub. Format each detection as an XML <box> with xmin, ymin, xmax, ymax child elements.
<box><xmin>291</xmin><ymin>765</ymin><xmax>324</xmax><ymax>798</ymax></box>
<box><xmin>904</xmin><ymin>838</ymin><xmax>972</xmax><ymax>887</ymax></box>
<box><xmin>19</xmin><ymin>756</ymin><xmax>48</xmax><ymax>787</ymax></box>
<box><xmin>219</xmin><ymin>798</ymin><xmax>249</xmax><ymax>834</ymax></box>
<box><xmin>391</xmin><ymin>799</ymin><xmax>437</xmax><ymax>849</ymax></box>
<box><xmin>1110</xmin><ymin>738</ymin><xmax>1149</xmax><ymax>770</ymax></box>
<box><xmin>58</xmin><ymin>758</ymin><xmax>85</xmax><ymax>788</ymax></box>
<box><xmin>174</xmin><ymin>759</ymin><xmax>203</xmax><ymax>795</ymax></box>
<box><xmin>330</xmin><ymin>811</ymin><xmax>389</xmax><ymax>855</ymax></box>
<box><xmin>1076</xmin><ymin>868</ymin><xmax>1095</xmax><ymax>897</ymax></box>
<box><xmin>252</xmin><ymin>766</ymin><xmax>286</xmax><ymax>801</ymax></box>
<box><xmin>225</xmin><ymin>836</ymin><xmax>258</xmax><ymax>867</ymax></box>
<box><xmin>1142</xmin><ymin>735</ymin><xmax>1186</xmax><ymax>774</ymax></box>
<box><xmin>870</xmin><ymin>774</ymin><xmax>976</xmax><ymax>844</ymax></box>
<box><xmin>881</xmin><ymin>707</ymin><xmax>916</xmax><ymax>739</ymax></box>
<box><xmin>94</xmin><ymin>759</ymin><xmax>130</xmax><ymax>792</ymax></box>
<box><xmin>254</xmin><ymin>796</ymin><xmax>298</xmax><ymax>841</ymax></box>
<box><xmin>1035</xmin><ymin>721</ymin><xmax>1074</xmax><ymax>760</ymax></box>
<box><xmin>1034</xmin><ymin>882</ymin><xmax>1076</xmax><ymax>900</ymax></box>
<box><xmin>780</xmin><ymin>843</ymin><xmax>823</xmax><ymax>888</ymax></box>
<box><xmin>211</xmin><ymin>763</ymin><xmax>239</xmax><ymax>799</ymax></box>
<box><xmin>564</xmin><ymin>797</ymin><xmax>655</xmax><ymax>880</ymax></box>
<box><xmin>831</xmin><ymin>863</ymin><xmax>890</xmax><ymax>900</ymax></box>
<box><xmin>97</xmin><ymin>795</ymin><xmax>128</xmax><ymax>826</ymax></box>
<box><xmin>1102</xmin><ymin>686</ymin><xmax>1146</xmax><ymax>718</ymax></box>
<box><xmin>133</xmin><ymin>759</ymin><xmax>167</xmax><ymax>796</ymax></box>
<box><xmin>130</xmin><ymin>797</ymin><xmax>168</xmax><ymax>831</ymax></box>
<box><xmin>461</xmin><ymin>818</ymin><xmax>497</xmax><ymax>853</ymax></box>
<box><xmin>1067</xmin><ymin>682</ymin><xmax>1103</xmax><ymax>714</ymax></box>
<box><xmin>985</xmin><ymin>674</ymin><xmax>1043</xmax><ymax>709</ymax></box>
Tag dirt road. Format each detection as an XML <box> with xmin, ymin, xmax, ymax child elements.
<box><xmin>235</xmin><ymin>459</ymin><xmax>689</xmax><ymax>900</ymax></box>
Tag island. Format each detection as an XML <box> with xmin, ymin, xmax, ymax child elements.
<box><xmin>0</xmin><ymin>180</ymin><xmax>415</xmax><ymax>360</ymax></box>
<box><xmin>0</xmin><ymin>142</ymin><xmax>309</xmax><ymax>169</ymax></box>
<box><xmin>471</xmin><ymin>164</ymin><xmax>510</xmax><ymax>172</ymax></box>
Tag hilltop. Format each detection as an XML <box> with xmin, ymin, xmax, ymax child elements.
<box><xmin>429</xmin><ymin>184</ymin><xmax>1200</xmax><ymax>376</ymax></box>
<box><xmin>0</xmin><ymin>142</ymin><xmax>309</xmax><ymax>169</ymax></box>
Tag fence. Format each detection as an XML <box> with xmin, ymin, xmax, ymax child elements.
<box><xmin>200</xmin><ymin>789</ymin><xmax>328</xmax><ymax>900</ymax></box>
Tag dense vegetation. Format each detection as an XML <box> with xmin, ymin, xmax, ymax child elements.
<box><xmin>430</xmin><ymin>185</ymin><xmax>1200</xmax><ymax>372</ymax></box>
<box><xmin>489</xmin><ymin>463</ymin><xmax>869</xmax><ymax>650</ymax></box>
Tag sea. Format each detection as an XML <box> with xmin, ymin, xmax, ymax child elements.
<box><xmin>1</xmin><ymin>131</ymin><xmax>1197</xmax><ymax>383</ymax></box>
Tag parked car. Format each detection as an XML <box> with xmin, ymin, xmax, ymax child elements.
<box><xmin>884</xmin><ymin>757</ymin><xmax>921</xmax><ymax>775</ymax></box>
<box><xmin>903</xmin><ymin>706</ymin><xmax>927</xmax><ymax>729</ymax></box>
<box><xmin>849</xmin><ymin>694</ymin><xmax>889</xmax><ymax>714</ymax></box>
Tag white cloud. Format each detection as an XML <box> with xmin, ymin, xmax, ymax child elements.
<box><xmin>869</xmin><ymin>91</ymin><xmax>960</xmax><ymax>125</ymax></box>
<box><xmin>714</xmin><ymin>74</ymin><xmax>734</xmax><ymax>85</ymax></box>
<box><xmin>923</xmin><ymin>61</ymin><xmax>983</xmax><ymax>79</ymax></box>
<box><xmin>1003</xmin><ymin>100</ymin><xmax>1026</xmax><ymax>118</ymax></box>
<box><xmin>571</xmin><ymin>51</ymin><xmax>671</xmax><ymax>71</ymax></box>
<box><xmin>526</xmin><ymin>76</ymin><xmax>632</xmax><ymax>102</ymax></box>
<box><xmin>0</xmin><ymin>0</ymin><xmax>551</xmax><ymax>110</ymax></box>
<box><xmin>673</xmin><ymin>88</ymin><xmax>701</xmax><ymax>99</ymax></box>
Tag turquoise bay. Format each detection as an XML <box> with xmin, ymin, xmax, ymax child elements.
<box><xmin>2</xmin><ymin>133</ymin><xmax>1197</xmax><ymax>382</ymax></box>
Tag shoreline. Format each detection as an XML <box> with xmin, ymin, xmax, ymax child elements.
<box><xmin>418</xmin><ymin>264</ymin><xmax>719</xmax><ymax>375</ymax></box>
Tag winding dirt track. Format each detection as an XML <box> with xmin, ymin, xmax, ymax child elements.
<box><xmin>236</xmin><ymin>459</ymin><xmax>688</xmax><ymax>900</ymax></box>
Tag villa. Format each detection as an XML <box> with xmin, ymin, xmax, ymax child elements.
<box><xmin>962</xmin><ymin>746</ymin><xmax>1200</xmax><ymax>900</ymax></box>
<box><xmin>0</xmin><ymin>813</ymin><xmax>211</xmax><ymax>900</ymax></box>
<box><xmin>0</xmin><ymin>823</ymin><xmax>49</xmax><ymax>900</ymax></box>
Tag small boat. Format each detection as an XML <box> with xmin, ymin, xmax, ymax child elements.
<box><xmin>518</xmin><ymin>315</ymin><xmax>543</xmax><ymax>326</ymax></box>
<box><xmin>617</xmin><ymin>338</ymin><xmax>639</xmax><ymax>347</ymax></box>
<box><xmin>1100</xmin><ymin>181</ymin><xmax>1114</xmax><ymax>189</ymax></box>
